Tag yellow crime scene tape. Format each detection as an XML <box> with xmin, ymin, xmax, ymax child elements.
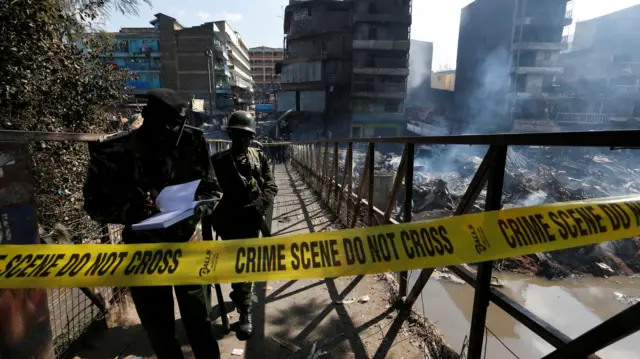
<box><xmin>2</xmin><ymin>195</ymin><xmax>640</xmax><ymax>289</ymax></box>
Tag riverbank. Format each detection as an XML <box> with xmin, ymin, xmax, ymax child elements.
<box><xmin>416</xmin><ymin>270</ymin><xmax>640</xmax><ymax>359</ymax></box>
<box><xmin>495</xmin><ymin>236</ymin><xmax>640</xmax><ymax>279</ymax></box>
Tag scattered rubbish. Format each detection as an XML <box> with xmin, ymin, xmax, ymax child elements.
<box><xmin>231</xmin><ymin>348</ymin><xmax>244</xmax><ymax>356</ymax></box>
<box><xmin>358</xmin><ymin>295</ymin><xmax>370</xmax><ymax>303</ymax></box>
<box><xmin>319</xmin><ymin>351</ymin><xmax>328</xmax><ymax>356</ymax></box>
<box><xmin>266</xmin><ymin>285</ymin><xmax>273</xmax><ymax>291</ymax></box>
<box><xmin>334</xmin><ymin>298</ymin><xmax>355</xmax><ymax>305</ymax></box>
<box><xmin>252</xmin><ymin>294</ymin><xmax>259</xmax><ymax>303</ymax></box>
<box><xmin>596</xmin><ymin>262</ymin><xmax>615</xmax><ymax>274</ymax></box>
<box><xmin>614</xmin><ymin>291</ymin><xmax>640</xmax><ymax>305</ymax></box>
<box><xmin>490</xmin><ymin>276</ymin><xmax>503</xmax><ymax>287</ymax></box>
<box><xmin>432</xmin><ymin>272</ymin><xmax>465</xmax><ymax>285</ymax></box>
<box><xmin>278</xmin><ymin>216</ymin><xmax>291</xmax><ymax>223</ymax></box>
<box><xmin>270</xmin><ymin>337</ymin><xmax>302</xmax><ymax>352</ymax></box>
<box><xmin>306</xmin><ymin>341</ymin><xmax>318</xmax><ymax>359</ymax></box>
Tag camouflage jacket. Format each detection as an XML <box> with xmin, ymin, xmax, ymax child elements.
<box><xmin>210</xmin><ymin>147</ymin><xmax>277</xmax><ymax>221</ymax></box>
<box><xmin>83</xmin><ymin>127</ymin><xmax>220</xmax><ymax>244</ymax></box>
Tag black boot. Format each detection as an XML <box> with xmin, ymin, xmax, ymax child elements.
<box><xmin>237</xmin><ymin>308</ymin><xmax>253</xmax><ymax>339</ymax></box>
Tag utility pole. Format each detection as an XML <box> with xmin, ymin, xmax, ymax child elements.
<box><xmin>204</xmin><ymin>50</ymin><xmax>215</xmax><ymax>118</ymax></box>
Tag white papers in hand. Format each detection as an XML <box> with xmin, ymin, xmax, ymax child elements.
<box><xmin>132</xmin><ymin>179</ymin><xmax>218</xmax><ymax>231</ymax></box>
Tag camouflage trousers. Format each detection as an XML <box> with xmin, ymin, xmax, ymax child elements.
<box><xmin>220</xmin><ymin>228</ymin><xmax>261</xmax><ymax>312</ymax></box>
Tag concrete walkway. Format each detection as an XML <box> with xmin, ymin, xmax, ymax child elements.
<box><xmin>72</xmin><ymin>164</ymin><xmax>425</xmax><ymax>359</ymax></box>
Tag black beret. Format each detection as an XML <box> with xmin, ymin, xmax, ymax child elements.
<box><xmin>146</xmin><ymin>88</ymin><xmax>188</xmax><ymax>118</ymax></box>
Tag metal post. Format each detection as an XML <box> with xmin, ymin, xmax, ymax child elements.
<box><xmin>337</xmin><ymin>143</ymin><xmax>352</xmax><ymax>217</ymax></box>
<box><xmin>205</xmin><ymin>50</ymin><xmax>214</xmax><ymax>116</ymax></box>
<box><xmin>351</xmin><ymin>149</ymin><xmax>370</xmax><ymax>228</ymax></box>
<box><xmin>346</xmin><ymin>142</ymin><xmax>354</xmax><ymax>219</ymax></box>
<box><xmin>383</xmin><ymin>144</ymin><xmax>408</xmax><ymax>224</ymax></box>
<box><xmin>367</xmin><ymin>142</ymin><xmax>375</xmax><ymax>226</ymax></box>
<box><xmin>399</xmin><ymin>142</ymin><xmax>414</xmax><ymax>297</ymax></box>
<box><xmin>467</xmin><ymin>145</ymin><xmax>508</xmax><ymax>359</ymax></box>
<box><xmin>332</xmin><ymin>142</ymin><xmax>339</xmax><ymax>205</ymax></box>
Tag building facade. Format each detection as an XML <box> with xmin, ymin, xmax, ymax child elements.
<box><xmin>556</xmin><ymin>5</ymin><xmax>640</xmax><ymax>129</ymax></box>
<box><xmin>453</xmin><ymin>0</ymin><xmax>573</xmax><ymax>133</ymax></box>
<box><xmin>431</xmin><ymin>70</ymin><xmax>456</xmax><ymax>91</ymax></box>
<box><xmin>112</xmin><ymin>28</ymin><xmax>162</xmax><ymax>95</ymax></box>
<box><xmin>250</xmin><ymin>46</ymin><xmax>284</xmax><ymax>101</ymax></box>
<box><xmin>280</xmin><ymin>0</ymin><xmax>412</xmax><ymax>139</ymax></box>
<box><xmin>215</xmin><ymin>21</ymin><xmax>254</xmax><ymax>109</ymax></box>
<box><xmin>151</xmin><ymin>13</ymin><xmax>252</xmax><ymax>114</ymax></box>
<box><xmin>350</xmin><ymin>0</ymin><xmax>412</xmax><ymax>139</ymax></box>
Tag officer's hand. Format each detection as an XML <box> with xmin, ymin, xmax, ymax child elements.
<box><xmin>142</xmin><ymin>192</ymin><xmax>158</xmax><ymax>215</ymax></box>
<box><xmin>244</xmin><ymin>198</ymin><xmax>264</xmax><ymax>212</ymax></box>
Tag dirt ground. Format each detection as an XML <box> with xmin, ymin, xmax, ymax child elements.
<box><xmin>70</xmin><ymin>165</ymin><xmax>456</xmax><ymax>359</ymax></box>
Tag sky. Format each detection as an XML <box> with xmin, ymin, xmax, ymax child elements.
<box><xmin>105</xmin><ymin>0</ymin><xmax>640</xmax><ymax>71</ymax></box>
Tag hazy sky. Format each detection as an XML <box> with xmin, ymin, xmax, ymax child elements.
<box><xmin>105</xmin><ymin>0</ymin><xmax>640</xmax><ymax>70</ymax></box>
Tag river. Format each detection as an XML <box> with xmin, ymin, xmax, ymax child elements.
<box><xmin>410</xmin><ymin>271</ymin><xmax>640</xmax><ymax>358</ymax></box>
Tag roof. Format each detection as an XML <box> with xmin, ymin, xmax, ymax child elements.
<box><xmin>250</xmin><ymin>46</ymin><xmax>284</xmax><ymax>51</ymax></box>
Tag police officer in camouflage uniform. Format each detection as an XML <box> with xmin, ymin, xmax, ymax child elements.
<box><xmin>83</xmin><ymin>89</ymin><xmax>220</xmax><ymax>359</ymax></box>
<box><xmin>209</xmin><ymin>110</ymin><xmax>278</xmax><ymax>339</ymax></box>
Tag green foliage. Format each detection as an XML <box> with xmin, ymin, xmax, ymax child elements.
<box><xmin>0</xmin><ymin>0</ymin><xmax>145</xmax><ymax>236</ymax></box>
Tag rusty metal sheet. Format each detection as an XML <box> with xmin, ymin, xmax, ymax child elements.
<box><xmin>0</xmin><ymin>142</ymin><xmax>54</xmax><ymax>359</ymax></box>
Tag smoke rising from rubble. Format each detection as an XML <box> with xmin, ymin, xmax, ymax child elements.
<box><xmin>461</xmin><ymin>47</ymin><xmax>511</xmax><ymax>134</ymax></box>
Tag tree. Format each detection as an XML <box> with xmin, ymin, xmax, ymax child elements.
<box><xmin>0</xmin><ymin>0</ymin><xmax>146</xmax><ymax>239</ymax></box>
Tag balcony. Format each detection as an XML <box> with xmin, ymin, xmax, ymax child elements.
<box><xmin>122</xmin><ymin>62</ymin><xmax>161</xmax><ymax>71</ymax></box>
<box><xmin>515</xmin><ymin>16</ymin><xmax>572</xmax><ymax>27</ymax></box>
<box><xmin>353</xmin><ymin>13</ymin><xmax>411</xmax><ymax>25</ymax></box>
<box><xmin>353</xmin><ymin>67</ymin><xmax>409</xmax><ymax>76</ymax></box>
<box><xmin>512</xmin><ymin>42</ymin><xmax>568</xmax><ymax>51</ymax></box>
<box><xmin>513</xmin><ymin>66</ymin><xmax>564</xmax><ymax>75</ymax></box>
<box><xmin>616</xmin><ymin>85</ymin><xmax>640</xmax><ymax>93</ymax></box>
<box><xmin>555</xmin><ymin>113</ymin><xmax>609</xmax><ymax>125</ymax></box>
<box><xmin>351</xmin><ymin>82</ymin><xmax>407</xmax><ymax>99</ymax></box>
<box><xmin>619</xmin><ymin>62</ymin><xmax>640</xmax><ymax>74</ymax></box>
<box><xmin>352</xmin><ymin>40</ymin><xmax>410</xmax><ymax>51</ymax></box>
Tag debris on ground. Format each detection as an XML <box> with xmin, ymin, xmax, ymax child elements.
<box><xmin>231</xmin><ymin>348</ymin><xmax>244</xmax><ymax>356</ymax></box>
<box><xmin>270</xmin><ymin>337</ymin><xmax>302</xmax><ymax>352</ymax></box>
<box><xmin>348</xmin><ymin>146</ymin><xmax>640</xmax><ymax>279</ymax></box>
<box><xmin>334</xmin><ymin>298</ymin><xmax>355</xmax><ymax>305</ymax></box>
<box><xmin>614</xmin><ymin>291</ymin><xmax>640</xmax><ymax>305</ymax></box>
<box><xmin>358</xmin><ymin>295</ymin><xmax>370</xmax><ymax>303</ymax></box>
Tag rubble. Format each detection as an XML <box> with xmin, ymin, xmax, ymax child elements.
<box><xmin>352</xmin><ymin>145</ymin><xmax>640</xmax><ymax>279</ymax></box>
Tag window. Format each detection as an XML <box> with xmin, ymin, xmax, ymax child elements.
<box><xmin>543</xmin><ymin>51</ymin><xmax>552</xmax><ymax>61</ymax></box>
<box><xmin>385</xmin><ymin>100</ymin><xmax>400</xmax><ymax>112</ymax></box>
<box><xmin>369</xmin><ymin>28</ymin><xmax>377</xmax><ymax>40</ymax></box>
<box><xmin>369</xmin><ymin>2</ymin><xmax>378</xmax><ymax>14</ymax></box>
<box><xmin>438</xmin><ymin>75</ymin><xmax>443</xmax><ymax>81</ymax></box>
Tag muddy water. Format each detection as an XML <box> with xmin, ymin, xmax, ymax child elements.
<box><xmin>411</xmin><ymin>272</ymin><xmax>640</xmax><ymax>358</ymax></box>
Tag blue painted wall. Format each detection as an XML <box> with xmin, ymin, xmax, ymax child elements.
<box><xmin>113</xmin><ymin>33</ymin><xmax>162</xmax><ymax>91</ymax></box>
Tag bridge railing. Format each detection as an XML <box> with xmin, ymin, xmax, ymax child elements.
<box><xmin>288</xmin><ymin>130</ymin><xmax>640</xmax><ymax>359</ymax></box>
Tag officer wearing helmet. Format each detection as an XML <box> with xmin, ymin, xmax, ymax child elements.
<box><xmin>208</xmin><ymin>110</ymin><xmax>278</xmax><ymax>338</ymax></box>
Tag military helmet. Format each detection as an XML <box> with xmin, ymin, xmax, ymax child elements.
<box><xmin>226</xmin><ymin>111</ymin><xmax>256</xmax><ymax>134</ymax></box>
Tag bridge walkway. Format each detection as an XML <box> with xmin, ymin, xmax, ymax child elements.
<box><xmin>71</xmin><ymin>164</ymin><xmax>428</xmax><ymax>359</ymax></box>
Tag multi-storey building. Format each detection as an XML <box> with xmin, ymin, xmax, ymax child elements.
<box><xmin>280</xmin><ymin>0</ymin><xmax>412</xmax><ymax>139</ymax></box>
<box><xmin>250</xmin><ymin>46</ymin><xmax>284</xmax><ymax>100</ymax></box>
<box><xmin>556</xmin><ymin>5</ymin><xmax>640</xmax><ymax>129</ymax></box>
<box><xmin>349</xmin><ymin>0</ymin><xmax>412</xmax><ymax>139</ymax></box>
<box><xmin>281</xmin><ymin>0</ymin><xmax>354</xmax><ymax>138</ymax></box>
<box><xmin>453</xmin><ymin>0</ymin><xmax>573</xmax><ymax>133</ymax></box>
<box><xmin>431</xmin><ymin>70</ymin><xmax>456</xmax><ymax>91</ymax></box>
<box><xmin>150</xmin><ymin>14</ymin><xmax>248</xmax><ymax>114</ymax></box>
<box><xmin>215</xmin><ymin>21</ymin><xmax>254</xmax><ymax>109</ymax></box>
<box><xmin>111</xmin><ymin>28</ymin><xmax>162</xmax><ymax>96</ymax></box>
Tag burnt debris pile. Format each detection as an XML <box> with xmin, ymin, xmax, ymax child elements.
<box><xmin>342</xmin><ymin>145</ymin><xmax>640</xmax><ymax>279</ymax></box>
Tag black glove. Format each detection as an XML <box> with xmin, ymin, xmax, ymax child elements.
<box><xmin>244</xmin><ymin>197</ymin><xmax>265</xmax><ymax>213</ymax></box>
